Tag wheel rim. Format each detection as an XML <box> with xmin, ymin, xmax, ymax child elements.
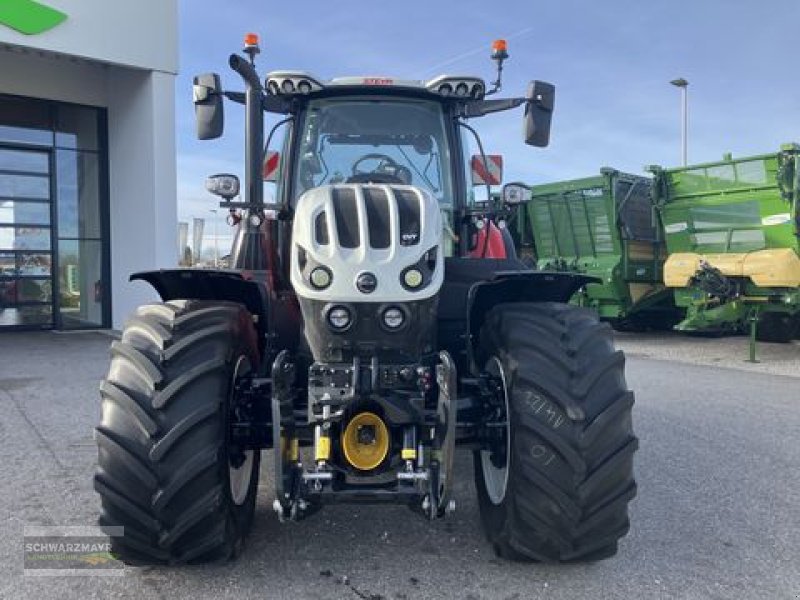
<box><xmin>229</xmin><ymin>450</ymin><xmax>255</xmax><ymax>505</ymax></box>
<box><xmin>229</xmin><ymin>355</ymin><xmax>255</xmax><ymax>506</ymax></box>
<box><xmin>480</xmin><ymin>356</ymin><xmax>510</xmax><ymax>505</ymax></box>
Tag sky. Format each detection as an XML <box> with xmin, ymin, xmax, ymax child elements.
<box><xmin>176</xmin><ymin>0</ymin><xmax>800</xmax><ymax>247</ymax></box>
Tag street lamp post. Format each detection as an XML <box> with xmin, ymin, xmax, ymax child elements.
<box><xmin>670</xmin><ymin>78</ymin><xmax>689</xmax><ymax>166</ymax></box>
<box><xmin>209</xmin><ymin>209</ymin><xmax>219</xmax><ymax>267</ymax></box>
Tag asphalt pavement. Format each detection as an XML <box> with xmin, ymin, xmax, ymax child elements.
<box><xmin>0</xmin><ymin>331</ymin><xmax>798</xmax><ymax>600</ymax></box>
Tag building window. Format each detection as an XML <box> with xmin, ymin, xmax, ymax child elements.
<box><xmin>0</xmin><ymin>95</ymin><xmax>109</xmax><ymax>330</ymax></box>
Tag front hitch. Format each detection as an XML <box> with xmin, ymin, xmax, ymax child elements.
<box><xmin>271</xmin><ymin>350</ymin><xmax>304</xmax><ymax>520</ymax></box>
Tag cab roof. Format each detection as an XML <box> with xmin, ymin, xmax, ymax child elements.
<box><xmin>264</xmin><ymin>71</ymin><xmax>487</xmax><ymax>101</ymax></box>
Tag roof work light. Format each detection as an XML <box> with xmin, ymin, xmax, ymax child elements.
<box><xmin>487</xmin><ymin>39</ymin><xmax>509</xmax><ymax>95</ymax></box>
<box><xmin>491</xmin><ymin>39</ymin><xmax>509</xmax><ymax>61</ymax></box>
<box><xmin>244</xmin><ymin>33</ymin><xmax>260</xmax><ymax>58</ymax></box>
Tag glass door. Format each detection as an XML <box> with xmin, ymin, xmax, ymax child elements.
<box><xmin>0</xmin><ymin>147</ymin><xmax>54</xmax><ymax>328</ymax></box>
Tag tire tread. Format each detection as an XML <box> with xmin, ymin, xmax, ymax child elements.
<box><xmin>475</xmin><ymin>301</ymin><xmax>637</xmax><ymax>563</ymax></box>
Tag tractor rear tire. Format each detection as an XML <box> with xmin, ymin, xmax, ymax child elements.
<box><xmin>94</xmin><ymin>300</ymin><xmax>261</xmax><ymax>564</ymax></box>
<box><xmin>755</xmin><ymin>312</ymin><xmax>795</xmax><ymax>343</ymax></box>
<box><xmin>474</xmin><ymin>302</ymin><xmax>637</xmax><ymax>562</ymax></box>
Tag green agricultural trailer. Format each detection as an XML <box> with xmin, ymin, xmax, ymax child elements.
<box><xmin>650</xmin><ymin>144</ymin><xmax>800</xmax><ymax>342</ymax></box>
<box><xmin>509</xmin><ymin>168</ymin><xmax>681</xmax><ymax>330</ymax></box>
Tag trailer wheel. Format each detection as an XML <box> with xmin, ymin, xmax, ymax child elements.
<box><xmin>756</xmin><ymin>312</ymin><xmax>795</xmax><ymax>343</ymax></box>
<box><xmin>609</xmin><ymin>317</ymin><xmax>647</xmax><ymax>333</ymax></box>
<box><xmin>474</xmin><ymin>302</ymin><xmax>637</xmax><ymax>562</ymax></box>
<box><xmin>94</xmin><ymin>300</ymin><xmax>261</xmax><ymax>564</ymax></box>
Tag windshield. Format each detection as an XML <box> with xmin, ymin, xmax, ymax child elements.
<box><xmin>293</xmin><ymin>97</ymin><xmax>453</xmax><ymax>207</ymax></box>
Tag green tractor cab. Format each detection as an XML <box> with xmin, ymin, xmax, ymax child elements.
<box><xmin>508</xmin><ymin>168</ymin><xmax>681</xmax><ymax>331</ymax></box>
<box><xmin>650</xmin><ymin>144</ymin><xmax>800</xmax><ymax>342</ymax></box>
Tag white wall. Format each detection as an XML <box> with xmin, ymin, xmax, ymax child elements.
<box><xmin>0</xmin><ymin>45</ymin><xmax>177</xmax><ymax>329</ymax></box>
<box><xmin>0</xmin><ymin>46</ymin><xmax>108</xmax><ymax>106</ymax></box>
<box><xmin>107</xmin><ymin>69</ymin><xmax>177</xmax><ymax>328</ymax></box>
<box><xmin>0</xmin><ymin>0</ymin><xmax>177</xmax><ymax>74</ymax></box>
<box><xmin>0</xmin><ymin>0</ymin><xmax>178</xmax><ymax>330</ymax></box>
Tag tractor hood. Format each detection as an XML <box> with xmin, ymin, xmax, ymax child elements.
<box><xmin>290</xmin><ymin>184</ymin><xmax>444</xmax><ymax>303</ymax></box>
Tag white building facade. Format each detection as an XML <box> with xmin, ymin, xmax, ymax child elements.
<box><xmin>0</xmin><ymin>0</ymin><xmax>178</xmax><ymax>330</ymax></box>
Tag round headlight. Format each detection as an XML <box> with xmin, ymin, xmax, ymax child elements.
<box><xmin>309</xmin><ymin>266</ymin><xmax>332</xmax><ymax>290</ymax></box>
<box><xmin>297</xmin><ymin>80</ymin><xmax>312</xmax><ymax>94</ymax></box>
<box><xmin>327</xmin><ymin>306</ymin><xmax>352</xmax><ymax>331</ymax></box>
<box><xmin>267</xmin><ymin>80</ymin><xmax>280</xmax><ymax>95</ymax></box>
<box><xmin>438</xmin><ymin>83</ymin><xmax>452</xmax><ymax>97</ymax></box>
<box><xmin>281</xmin><ymin>79</ymin><xmax>295</xmax><ymax>94</ymax></box>
<box><xmin>403</xmin><ymin>268</ymin><xmax>424</xmax><ymax>289</ymax></box>
<box><xmin>356</xmin><ymin>272</ymin><xmax>377</xmax><ymax>294</ymax></box>
<box><xmin>455</xmin><ymin>82</ymin><xmax>469</xmax><ymax>96</ymax></box>
<box><xmin>382</xmin><ymin>307</ymin><xmax>405</xmax><ymax>330</ymax></box>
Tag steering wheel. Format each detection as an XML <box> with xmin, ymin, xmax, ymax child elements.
<box><xmin>347</xmin><ymin>153</ymin><xmax>410</xmax><ymax>185</ymax></box>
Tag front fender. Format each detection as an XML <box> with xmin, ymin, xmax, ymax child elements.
<box><xmin>130</xmin><ymin>269</ymin><xmax>301</xmax><ymax>362</ymax></box>
<box><xmin>466</xmin><ymin>270</ymin><xmax>598</xmax><ymax>356</ymax></box>
<box><xmin>131</xmin><ymin>268</ymin><xmax>270</xmax><ymax>321</ymax></box>
<box><xmin>437</xmin><ymin>258</ymin><xmax>598</xmax><ymax>375</ymax></box>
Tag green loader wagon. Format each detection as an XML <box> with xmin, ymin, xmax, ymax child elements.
<box><xmin>515</xmin><ymin>168</ymin><xmax>681</xmax><ymax>330</ymax></box>
<box><xmin>650</xmin><ymin>144</ymin><xmax>800</xmax><ymax>342</ymax></box>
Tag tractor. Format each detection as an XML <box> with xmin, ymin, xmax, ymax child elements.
<box><xmin>94</xmin><ymin>34</ymin><xmax>637</xmax><ymax>565</ymax></box>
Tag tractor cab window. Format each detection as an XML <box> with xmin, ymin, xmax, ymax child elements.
<box><xmin>293</xmin><ymin>97</ymin><xmax>453</xmax><ymax>211</ymax></box>
<box><xmin>459</xmin><ymin>126</ymin><xmax>490</xmax><ymax>207</ymax></box>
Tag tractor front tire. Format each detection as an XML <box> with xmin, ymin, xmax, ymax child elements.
<box><xmin>474</xmin><ymin>302</ymin><xmax>637</xmax><ymax>562</ymax></box>
<box><xmin>94</xmin><ymin>300</ymin><xmax>261</xmax><ymax>564</ymax></box>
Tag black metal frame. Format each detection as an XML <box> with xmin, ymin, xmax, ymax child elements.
<box><xmin>0</xmin><ymin>144</ymin><xmax>53</xmax><ymax>330</ymax></box>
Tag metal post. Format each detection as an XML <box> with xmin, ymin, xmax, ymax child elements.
<box><xmin>670</xmin><ymin>78</ymin><xmax>689</xmax><ymax>166</ymax></box>
<box><xmin>681</xmin><ymin>85</ymin><xmax>688</xmax><ymax>166</ymax></box>
<box><xmin>210</xmin><ymin>209</ymin><xmax>218</xmax><ymax>267</ymax></box>
<box><xmin>746</xmin><ymin>307</ymin><xmax>760</xmax><ymax>363</ymax></box>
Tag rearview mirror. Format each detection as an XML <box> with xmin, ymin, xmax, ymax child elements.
<box><xmin>193</xmin><ymin>73</ymin><xmax>224</xmax><ymax>140</ymax></box>
<box><xmin>524</xmin><ymin>80</ymin><xmax>555</xmax><ymax>147</ymax></box>
<box><xmin>502</xmin><ymin>182</ymin><xmax>532</xmax><ymax>205</ymax></box>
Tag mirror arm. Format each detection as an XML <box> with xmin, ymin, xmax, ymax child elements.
<box><xmin>223</xmin><ymin>91</ymin><xmax>246</xmax><ymax>105</ymax></box>
<box><xmin>222</xmin><ymin>91</ymin><xmax>291</xmax><ymax>114</ymax></box>
<box><xmin>462</xmin><ymin>97</ymin><xmax>526</xmax><ymax>118</ymax></box>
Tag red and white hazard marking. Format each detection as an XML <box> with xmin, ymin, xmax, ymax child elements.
<box><xmin>470</xmin><ymin>154</ymin><xmax>503</xmax><ymax>185</ymax></box>
<box><xmin>263</xmin><ymin>151</ymin><xmax>280</xmax><ymax>181</ymax></box>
